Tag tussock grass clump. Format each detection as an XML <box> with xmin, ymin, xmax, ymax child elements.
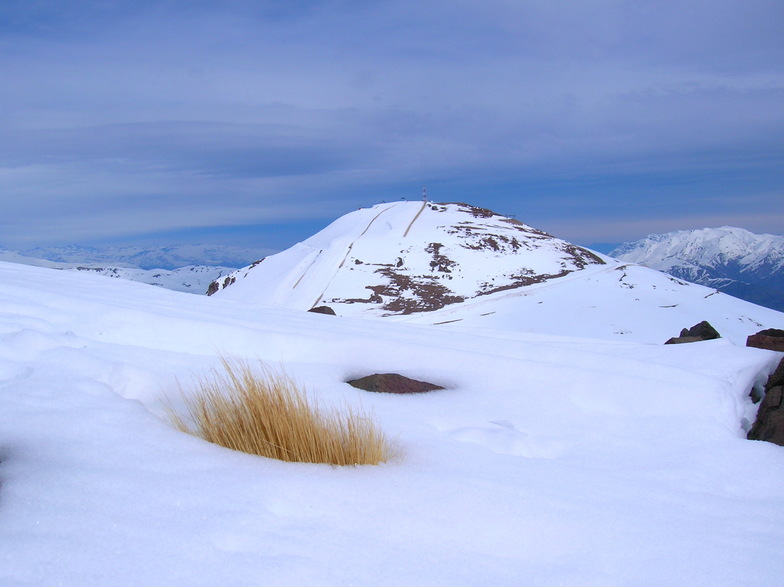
<box><xmin>168</xmin><ymin>359</ymin><xmax>394</xmax><ymax>466</ymax></box>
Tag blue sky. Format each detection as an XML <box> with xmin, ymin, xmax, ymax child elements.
<box><xmin>1</xmin><ymin>0</ymin><xmax>782</xmax><ymax>252</ymax></box>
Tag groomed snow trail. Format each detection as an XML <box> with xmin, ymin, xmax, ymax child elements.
<box><xmin>403</xmin><ymin>200</ymin><xmax>428</xmax><ymax>237</ymax></box>
<box><xmin>292</xmin><ymin>250</ymin><xmax>323</xmax><ymax>289</ymax></box>
<box><xmin>310</xmin><ymin>203</ymin><xmax>397</xmax><ymax>308</ymax></box>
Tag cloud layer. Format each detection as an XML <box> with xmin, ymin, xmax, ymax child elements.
<box><xmin>1</xmin><ymin>1</ymin><xmax>782</xmax><ymax>247</ymax></box>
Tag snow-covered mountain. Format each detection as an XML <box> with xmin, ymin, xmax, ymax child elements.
<box><xmin>5</xmin><ymin>243</ymin><xmax>271</xmax><ymax>270</ymax></box>
<box><xmin>209</xmin><ymin>201</ymin><xmax>607</xmax><ymax>315</ymax></box>
<box><xmin>0</xmin><ymin>244</ymin><xmax>265</xmax><ymax>294</ymax></box>
<box><xmin>65</xmin><ymin>264</ymin><xmax>237</xmax><ymax>294</ymax></box>
<box><xmin>610</xmin><ymin>227</ymin><xmax>784</xmax><ymax>312</ymax></box>
<box><xmin>207</xmin><ymin>202</ymin><xmax>780</xmax><ymax>343</ymax></box>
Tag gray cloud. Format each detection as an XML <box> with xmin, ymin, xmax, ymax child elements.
<box><xmin>0</xmin><ymin>0</ymin><xmax>781</xmax><ymax>248</ymax></box>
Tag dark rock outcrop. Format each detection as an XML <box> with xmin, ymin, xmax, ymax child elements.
<box><xmin>308</xmin><ymin>305</ymin><xmax>336</xmax><ymax>315</ymax></box>
<box><xmin>347</xmin><ymin>373</ymin><xmax>444</xmax><ymax>394</ymax></box>
<box><xmin>206</xmin><ymin>275</ymin><xmax>235</xmax><ymax>296</ymax></box>
<box><xmin>746</xmin><ymin>329</ymin><xmax>784</xmax><ymax>352</ymax></box>
<box><xmin>664</xmin><ymin>321</ymin><xmax>721</xmax><ymax>345</ymax></box>
<box><xmin>664</xmin><ymin>336</ymin><xmax>706</xmax><ymax>345</ymax></box>
<box><xmin>748</xmin><ymin>358</ymin><xmax>784</xmax><ymax>446</ymax></box>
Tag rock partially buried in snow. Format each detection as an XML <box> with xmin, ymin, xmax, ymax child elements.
<box><xmin>347</xmin><ymin>373</ymin><xmax>444</xmax><ymax>394</ymax></box>
<box><xmin>308</xmin><ymin>305</ymin><xmax>336</xmax><ymax>315</ymax></box>
<box><xmin>748</xmin><ymin>358</ymin><xmax>784</xmax><ymax>446</ymax></box>
<box><xmin>746</xmin><ymin>329</ymin><xmax>784</xmax><ymax>352</ymax></box>
<box><xmin>664</xmin><ymin>320</ymin><xmax>721</xmax><ymax>344</ymax></box>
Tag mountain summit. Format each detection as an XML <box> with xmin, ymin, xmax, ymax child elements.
<box><xmin>610</xmin><ymin>227</ymin><xmax>784</xmax><ymax>312</ymax></box>
<box><xmin>208</xmin><ymin>201</ymin><xmax>605</xmax><ymax>316</ymax></box>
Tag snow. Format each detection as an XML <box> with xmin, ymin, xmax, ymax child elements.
<box><xmin>210</xmin><ymin>201</ymin><xmax>783</xmax><ymax>345</ymax></box>
<box><xmin>396</xmin><ymin>263</ymin><xmax>784</xmax><ymax>345</ymax></box>
<box><xmin>610</xmin><ymin>227</ymin><xmax>784</xmax><ymax>313</ymax></box>
<box><xmin>2</xmin><ymin>258</ymin><xmax>784</xmax><ymax>586</ymax></box>
<box><xmin>0</xmin><ymin>248</ymin><xmax>239</xmax><ymax>294</ymax></box>
<box><xmin>0</xmin><ymin>243</ymin><xmax>270</xmax><ymax>271</ymax></box>
<box><xmin>611</xmin><ymin>226</ymin><xmax>784</xmax><ymax>276</ymax></box>
<box><xmin>211</xmin><ymin>201</ymin><xmax>607</xmax><ymax>316</ymax></box>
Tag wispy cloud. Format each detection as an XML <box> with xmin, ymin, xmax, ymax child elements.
<box><xmin>1</xmin><ymin>1</ymin><xmax>782</xmax><ymax>247</ymax></box>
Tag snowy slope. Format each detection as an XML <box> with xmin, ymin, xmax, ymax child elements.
<box><xmin>65</xmin><ymin>264</ymin><xmax>236</xmax><ymax>294</ymax></box>
<box><xmin>209</xmin><ymin>202</ymin><xmax>782</xmax><ymax>343</ymax></box>
<box><xmin>611</xmin><ymin>227</ymin><xmax>784</xmax><ymax>311</ymax></box>
<box><xmin>397</xmin><ymin>262</ymin><xmax>784</xmax><ymax>345</ymax></box>
<box><xmin>210</xmin><ymin>201</ymin><xmax>606</xmax><ymax>316</ymax></box>
<box><xmin>1</xmin><ymin>260</ymin><xmax>784</xmax><ymax>586</ymax></box>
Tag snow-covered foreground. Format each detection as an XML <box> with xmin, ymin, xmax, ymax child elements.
<box><xmin>2</xmin><ymin>260</ymin><xmax>784</xmax><ymax>586</ymax></box>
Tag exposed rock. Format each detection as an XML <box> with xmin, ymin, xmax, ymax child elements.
<box><xmin>746</xmin><ymin>329</ymin><xmax>784</xmax><ymax>352</ymax></box>
<box><xmin>768</xmin><ymin>359</ymin><xmax>784</xmax><ymax>389</ymax></box>
<box><xmin>748</xmin><ymin>358</ymin><xmax>784</xmax><ymax>446</ymax></box>
<box><xmin>682</xmin><ymin>320</ymin><xmax>721</xmax><ymax>340</ymax></box>
<box><xmin>308</xmin><ymin>305</ymin><xmax>336</xmax><ymax>315</ymax></box>
<box><xmin>206</xmin><ymin>275</ymin><xmax>235</xmax><ymax>296</ymax></box>
<box><xmin>347</xmin><ymin>373</ymin><xmax>444</xmax><ymax>394</ymax></box>
<box><xmin>664</xmin><ymin>336</ymin><xmax>705</xmax><ymax>345</ymax></box>
<box><xmin>664</xmin><ymin>321</ymin><xmax>721</xmax><ymax>344</ymax></box>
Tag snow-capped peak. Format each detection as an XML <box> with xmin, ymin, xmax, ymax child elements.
<box><xmin>611</xmin><ymin>227</ymin><xmax>784</xmax><ymax>272</ymax></box>
<box><xmin>208</xmin><ymin>201</ymin><xmax>607</xmax><ymax>316</ymax></box>
<box><xmin>610</xmin><ymin>226</ymin><xmax>784</xmax><ymax>312</ymax></box>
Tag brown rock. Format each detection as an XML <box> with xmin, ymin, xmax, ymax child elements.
<box><xmin>766</xmin><ymin>359</ymin><xmax>784</xmax><ymax>389</ymax></box>
<box><xmin>746</xmin><ymin>329</ymin><xmax>784</xmax><ymax>352</ymax></box>
<box><xmin>664</xmin><ymin>321</ymin><xmax>721</xmax><ymax>345</ymax></box>
<box><xmin>308</xmin><ymin>305</ymin><xmax>336</xmax><ymax>315</ymax></box>
<box><xmin>748</xmin><ymin>358</ymin><xmax>784</xmax><ymax>446</ymax></box>
<box><xmin>665</xmin><ymin>336</ymin><xmax>706</xmax><ymax>345</ymax></box>
<box><xmin>748</xmin><ymin>387</ymin><xmax>784</xmax><ymax>445</ymax></box>
<box><xmin>347</xmin><ymin>373</ymin><xmax>444</xmax><ymax>394</ymax></box>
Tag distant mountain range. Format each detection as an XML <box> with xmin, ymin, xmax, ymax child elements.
<box><xmin>610</xmin><ymin>227</ymin><xmax>784</xmax><ymax>312</ymax></box>
<box><xmin>2</xmin><ymin>243</ymin><xmax>271</xmax><ymax>270</ymax></box>
<box><xmin>0</xmin><ymin>244</ymin><xmax>271</xmax><ymax>294</ymax></box>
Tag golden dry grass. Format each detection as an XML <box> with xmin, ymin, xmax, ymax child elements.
<box><xmin>168</xmin><ymin>359</ymin><xmax>395</xmax><ymax>465</ymax></box>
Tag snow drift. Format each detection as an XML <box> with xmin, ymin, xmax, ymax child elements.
<box><xmin>1</xmin><ymin>206</ymin><xmax>784</xmax><ymax>585</ymax></box>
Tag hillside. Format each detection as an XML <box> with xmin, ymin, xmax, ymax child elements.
<box><xmin>610</xmin><ymin>227</ymin><xmax>784</xmax><ymax>312</ymax></box>
<box><xmin>209</xmin><ymin>202</ymin><xmax>782</xmax><ymax>344</ymax></box>
<box><xmin>209</xmin><ymin>201</ymin><xmax>606</xmax><ymax>315</ymax></box>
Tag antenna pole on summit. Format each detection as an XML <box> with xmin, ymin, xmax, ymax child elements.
<box><xmin>422</xmin><ymin>186</ymin><xmax>428</xmax><ymax>202</ymax></box>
